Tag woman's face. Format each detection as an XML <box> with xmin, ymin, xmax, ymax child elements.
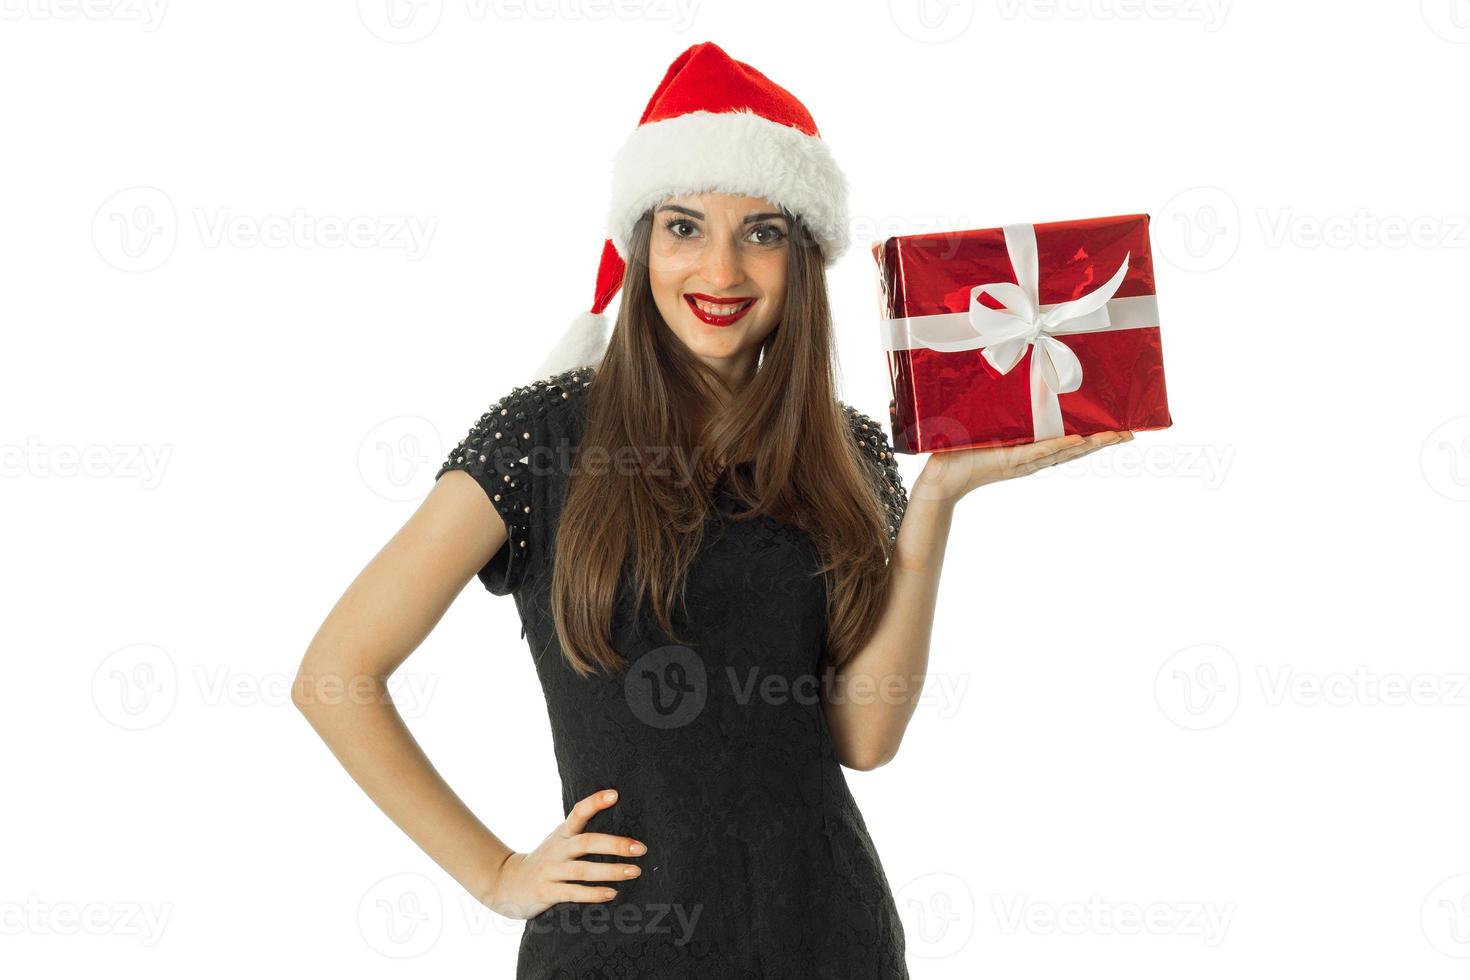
<box><xmin>647</xmin><ymin>191</ymin><xmax>790</xmax><ymax>384</ymax></box>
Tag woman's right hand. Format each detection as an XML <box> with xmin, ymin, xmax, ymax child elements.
<box><xmin>915</xmin><ymin>429</ymin><xmax>1133</xmax><ymax>505</ymax></box>
<box><xmin>483</xmin><ymin>789</ymin><xmax>648</xmax><ymax>920</ymax></box>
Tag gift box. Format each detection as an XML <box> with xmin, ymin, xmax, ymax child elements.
<box><xmin>871</xmin><ymin>213</ymin><xmax>1173</xmax><ymax>453</ymax></box>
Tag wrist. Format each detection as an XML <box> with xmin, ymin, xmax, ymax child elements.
<box><xmin>469</xmin><ymin>847</ymin><xmax>516</xmax><ymax>905</ymax></box>
<box><xmin>914</xmin><ymin>459</ymin><xmax>970</xmax><ymax>508</ymax></box>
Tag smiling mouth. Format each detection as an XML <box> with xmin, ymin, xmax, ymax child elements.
<box><xmin>685</xmin><ymin>293</ymin><xmax>756</xmax><ymax>326</ymax></box>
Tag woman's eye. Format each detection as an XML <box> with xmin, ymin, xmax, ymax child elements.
<box><xmin>662</xmin><ymin>218</ymin><xmax>785</xmax><ymax>244</ymax></box>
<box><xmin>750</xmin><ymin>224</ymin><xmax>787</xmax><ymax>246</ymax></box>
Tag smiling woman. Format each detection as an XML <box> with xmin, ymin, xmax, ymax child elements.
<box><xmin>412</xmin><ymin>37</ymin><xmax>934</xmax><ymax>961</ymax></box>
<box><xmin>295</xmin><ymin>38</ymin><xmax>1125</xmax><ymax>980</ymax></box>
<box><xmin>646</xmin><ymin>196</ymin><xmax>793</xmax><ymax>361</ymax></box>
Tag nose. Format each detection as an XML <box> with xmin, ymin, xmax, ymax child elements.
<box><xmin>697</xmin><ymin>229</ymin><xmax>744</xmax><ymax>291</ymax></box>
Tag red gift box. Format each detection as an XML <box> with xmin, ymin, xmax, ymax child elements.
<box><xmin>871</xmin><ymin>213</ymin><xmax>1173</xmax><ymax>453</ymax></box>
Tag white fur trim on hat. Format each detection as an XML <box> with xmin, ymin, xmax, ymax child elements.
<box><xmin>535</xmin><ymin>310</ymin><xmax>610</xmax><ymax>379</ymax></box>
<box><xmin>604</xmin><ymin>109</ymin><xmax>851</xmax><ymax>266</ymax></box>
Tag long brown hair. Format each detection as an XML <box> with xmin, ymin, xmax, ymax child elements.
<box><xmin>550</xmin><ymin>206</ymin><xmax>896</xmax><ymax>678</ymax></box>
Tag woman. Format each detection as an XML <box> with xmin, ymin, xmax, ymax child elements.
<box><xmin>294</xmin><ymin>43</ymin><xmax>1128</xmax><ymax>978</ymax></box>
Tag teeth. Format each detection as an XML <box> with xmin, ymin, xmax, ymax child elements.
<box><xmin>691</xmin><ymin>297</ymin><xmax>750</xmax><ymax>316</ymax></box>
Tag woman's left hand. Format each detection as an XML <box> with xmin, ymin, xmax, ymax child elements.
<box><xmin>913</xmin><ymin>429</ymin><xmax>1134</xmax><ymax>505</ymax></box>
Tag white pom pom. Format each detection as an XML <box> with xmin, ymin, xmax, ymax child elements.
<box><xmin>535</xmin><ymin>311</ymin><xmax>610</xmax><ymax>379</ymax></box>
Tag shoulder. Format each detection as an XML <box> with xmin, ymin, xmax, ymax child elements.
<box><xmin>480</xmin><ymin>365</ymin><xmax>597</xmax><ymax>433</ymax></box>
<box><xmin>434</xmin><ymin>366</ymin><xmax>597</xmax><ymax>595</ymax></box>
<box><xmin>838</xmin><ymin>400</ymin><xmax>899</xmax><ymax>474</ymax></box>
<box><xmin>838</xmin><ymin>400</ymin><xmax>908</xmax><ymax>544</ymax></box>
<box><xmin>438</xmin><ymin>365</ymin><xmax>596</xmax><ymax>485</ymax></box>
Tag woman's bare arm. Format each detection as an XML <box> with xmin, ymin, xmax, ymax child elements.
<box><xmin>291</xmin><ymin>470</ymin><xmax>513</xmax><ymax>903</ymax></box>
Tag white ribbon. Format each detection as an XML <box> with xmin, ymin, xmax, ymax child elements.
<box><xmin>881</xmin><ymin>223</ymin><xmax>1155</xmax><ymax>441</ymax></box>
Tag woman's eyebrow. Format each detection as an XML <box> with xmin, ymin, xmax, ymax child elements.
<box><xmin>655</xmin><ymin>204</ymin><xmax>787</xmax><ymax>224</ymax></box>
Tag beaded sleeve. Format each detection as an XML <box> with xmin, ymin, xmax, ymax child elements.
<box><xmin>435</xmin><ymin>376</ymin><xmax>565</xmax><ymax>596</ymax></box>
<box><xmin>434</xmin><ymin>367</ymin><xmax>591</xmax><ymax>597</ymax></box>
<box><xmin>842</xmin><ymin>401</ymin><xmax>908</xmax><ymax>550</ymax></box>
<box><xmin>435</xmin><ymin>390</ymin><xmax>537</xmax><ymax>595</ymax></box>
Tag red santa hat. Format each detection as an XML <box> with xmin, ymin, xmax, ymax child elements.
<box><xmin>534</xmin><ymin>41</ymin><xmax>851</xmax><ymax>378</ymax></box>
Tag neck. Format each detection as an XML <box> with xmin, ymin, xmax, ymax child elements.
<box><xmin>698</xmin><ymin>347</ymin><xmax>758</xmax><ymax>397</ymax></box>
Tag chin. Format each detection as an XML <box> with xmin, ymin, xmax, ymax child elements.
<box><xmin>678</xmin><ymin>330</ymin><xmax>745</xmax><ymax>360</ymax></box>
<box><xmin>659</xmin><ymin>302</ymin><xmax>773</xmax><ymax>363</ymax></box>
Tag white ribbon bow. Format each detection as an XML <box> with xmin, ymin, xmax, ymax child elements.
<box><xmin>909</xmin><ymin>223</ymin><xmax>1131</xmax><ymax>441</ymax></box>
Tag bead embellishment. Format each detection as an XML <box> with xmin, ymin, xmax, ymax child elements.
<box><xmin>842</xmin><ymin>402</ymin><xmax>908</xmax><ymax>549</ymax></box>
<box><xmin>435</xmin><ymin>365</ymin><xmax>597</xmax><ymax>594</ymax></box>
<box><xmin>438</xmin><ymin>366</ymin><xmax>904</xmax><ymax>587</ymax></box>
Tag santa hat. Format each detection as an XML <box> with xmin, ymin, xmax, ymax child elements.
<box><xmin>534</xmin><ymin>41</ymin><xmax>851</xmax><ymax>378</ymax></box>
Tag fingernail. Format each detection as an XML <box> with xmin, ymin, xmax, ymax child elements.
<box><xmin>630</xmin><ymin>842</ymin><xmax>647</xmax><ymax>854</ymax></box>
<box><xmin>603</xmin><ymin>790</ymin><xmax>617</xmax><ymax>802</ymax></box>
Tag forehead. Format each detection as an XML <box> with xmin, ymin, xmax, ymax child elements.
<box><xmin>659</xmin><ymin>191</ymin><xmax>785</xmax><ymax>216</ymax></box>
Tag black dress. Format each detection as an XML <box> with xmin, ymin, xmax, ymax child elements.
<box><xmin>435</xmin><ymin>365</ymin><xmax>911</xmax><ymax>979</ymax></box>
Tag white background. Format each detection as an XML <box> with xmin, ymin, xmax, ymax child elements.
<box><xmin>3</xmin><ymin>1</ymin><xmax>1469</xmax><ymax>977</ymax></box>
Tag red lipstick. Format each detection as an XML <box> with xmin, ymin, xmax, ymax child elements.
<box><xmin>685</xmin><ymin>292</ymin><xmax>756</xmax><ymax>327</ymax></box>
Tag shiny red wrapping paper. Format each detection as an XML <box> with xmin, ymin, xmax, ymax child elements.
<box><xmin>871</xmin><ymin>213</ymin><xmax>1173</xmax><ymax>454</ymax></box>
